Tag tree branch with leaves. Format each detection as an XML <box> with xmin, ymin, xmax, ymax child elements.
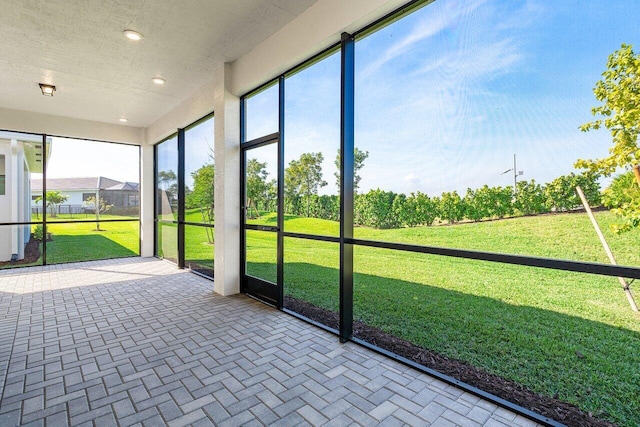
<box><xmin>35</xmin><ymin>191</ymin><xmax>68</xmax><ymax>218</ymax></box>
<box><xmin>576</xmin><ymin>43</ymin><xmax>640</xmax><ymax>232</ymax></box>
<box><xmin>286</xmin><ymin>152</ymin><xmax>327</xmax><ymax>217</ymax></box>
<box><xmin>84</xmin><ymin>196</ymin><xmax>113</xmax><ymax>231</ymax></box>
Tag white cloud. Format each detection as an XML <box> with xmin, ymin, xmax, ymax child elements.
<box><xmin>359</xmin><ymin>0</ymin><xmax>488</xmax><ymax>80</ymax></box>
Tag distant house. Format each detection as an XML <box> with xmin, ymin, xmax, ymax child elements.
<box><xmin>31</xmin><ymin>177</ymin><xmax>140</xmax><ymax>215</ymax></box>
<box><xmin>0</xmin><ymin>131</ymin><xmax>51</xmax><ymax>262</ymax></box>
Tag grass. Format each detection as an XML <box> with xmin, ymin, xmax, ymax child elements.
<box><xmin>158</xmin><ymin>210</ymin><xmax>214</xmax><ymax>275</ymax></box>
<box><xmin>45</xmin><ymin>221</ymin><xmax>139</xmax><ymax>264</ymax></box>
<box><xmin>0</xmin><ymin>217</ymin><xmax>140</xmax><ymax>268</ymax></box>
<box><xmin>184</xmin><ymin>223</ymin><xmax>214</xmax><ymax>276</ymax></box>
<box><xmin>247</xmin><ymin>210</ymin><xmax>640</xmax><ymax>426</ymax></box>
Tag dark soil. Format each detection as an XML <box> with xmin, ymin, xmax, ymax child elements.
<box><xmin>0</xmin><ymin>235</ymin><xmax>43</xmax><ymax>267</ymax></box>
<box><xmin>284</xmin><ymin>296</ymin><xmax>617</xmax><ymax>427</ymax></box>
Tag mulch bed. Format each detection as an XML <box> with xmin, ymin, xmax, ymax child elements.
<box><xmin>0</xmin><ymin>235</ymin><xmax>45</xmax><ymax>267</ymax></box>
<box><xmin>284</xmin><ymin>296</ymin><xmax>616</xmax><ymax>427</ymax></box>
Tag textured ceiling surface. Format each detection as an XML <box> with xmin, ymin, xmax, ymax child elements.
<box><xmin>0</xmin><ymin>0</ymin><xmax>317</xmax><ymax>127</ymax></box>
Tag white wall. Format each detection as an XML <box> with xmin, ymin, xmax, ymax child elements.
<box><xmin>0</xmin><ymin>107</ymin><xmax>144</xmax><ymax>145</ymax></box>
<box><xmin>140</xmin><ymin>144</ymin><xmax>154</xmax><ymax>257</ymax></box>
<box><xmin>213</xmin><ymin>63</ymin><xmax>240</xmax><ymax>296</ymax></box>
<box><xmin>0</xmin><ymin>141</ymin><xmax>11</xmax><ymax>262</ymax></box>
<box><xmin>0</xmin><ymin>138</ymin><xmax>27</xmax><ymax>261</ymax></box>
<box><xmin>57</xmin><ymin>191</ymin><xmax>88</xmax><ymax>206</ymax></box>
<box><xmin>0</xmin><ymin>141</ymin><xmax>10</xmax><ymax>223</ymax></box>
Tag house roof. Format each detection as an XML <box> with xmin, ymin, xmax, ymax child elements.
<box><xmin>31</xmin><ymin>177</ymin><xmax>138</xmax><ymax>192</ymax></box>
<box><xmin>106</xmin><ymin>182</ymin><xmax>139</xmax><ymax>191</ymax></box>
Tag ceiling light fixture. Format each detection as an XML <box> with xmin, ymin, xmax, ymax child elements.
<box><xmin>39</xmin><ymin>83</ymin><xmax>56</xmax><ymax>96</ymax></box>
<box><xmin>123</xmin><ymin>30</ymin><xmax>143</xmax><ymax>41</ymax></box>
<box><xmin>151</xmin><ymin>77</ymin><xmax>166</xmax><ymax>85</ymax></box>
<box><xmin>119</xmin><ymin>118</ymin><xmax>128</xmax><ymax>123</ymax></box>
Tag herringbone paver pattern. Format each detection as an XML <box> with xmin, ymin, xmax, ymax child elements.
<box><xmin>0</xmin><ymin>258</ymin><xmax>541</xmax><ymax>426</ymax></box>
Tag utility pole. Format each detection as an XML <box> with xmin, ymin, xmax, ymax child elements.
<box><xmin>512</xmin><ymin>154</ymin><xmax>517</xmax><ymax>190</ymax></box>
<box><xmin>501</xmin><ymin>154</ymin><xmax>524</xmax><ymax>193</ymax></box>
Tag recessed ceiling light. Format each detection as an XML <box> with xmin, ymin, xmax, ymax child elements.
<box><xmin>39</xmin><ymin>83</ymin><xmax>56</xmax><ymax>96</ymax></box>
<box><xmin>123</xmin><ymin>30</ymin><xmax>143</xmax><ymax>41</ymax></box>
<box><xmin>151</xmin><ymin>77</ymin><xmax>166</xmax><ymax>85</ymax></box>
<box><xmin>119</xmin><ymin>118</ymin><xmax>128</xmax><ymax>123</ymax></box>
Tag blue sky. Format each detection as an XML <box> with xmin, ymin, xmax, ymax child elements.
<box><xmin>354</xmin><ymin>0</ymin><xmax>640</xmax><ymax>195</ymax></box>
<box><xmin>44</xmin><ymin>1</ymin><xmax>640</xmax><ymax>198</ymax></box>
<box><xmin>247</xmin><ymin>0</ymin><xmax>640</xmax><ymax>197</ymax></box>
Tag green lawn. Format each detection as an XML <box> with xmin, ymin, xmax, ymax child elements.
<box><xmin>158</xmin><ymin>210</ymin><xmax>214</xmax><ymax>275</ymax></box>
<box><xmin>184</xmin><ymin>223</ymin><xmax>214</xmax><ymax>276</ymax></box>
<box><xmin>45</xmin><ymin>221</ymin><xmax>140</xmax><ymax>264</ymax></box>
<box><xmin>0</xmin><ymin>219</ymin><xmax>140</xmax><ymax>268</ymax></box>
<box><xmin>247</xmin><ymin>210</ymin><xmax>640</xmax><ymax>426</ymax></box>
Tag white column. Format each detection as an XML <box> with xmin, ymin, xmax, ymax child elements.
<box><xmin>214</xmin><ymin>63</ymin><xmax>240</xmax><ymax>296</ymax></box>
<box><xmin>140</xmin><ymin>143</ymin><xmax>155</xmax><ymax>257</ymax></box>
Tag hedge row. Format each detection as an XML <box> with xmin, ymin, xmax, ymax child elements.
<box><xmin>279</xmin><ymin>172</ymin><xmax>602</xmax><ymax>229</ymax></box>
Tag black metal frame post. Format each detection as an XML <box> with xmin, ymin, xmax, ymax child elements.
<box><xmin>239</xmin><ymin>97</ymin><xmax>247</xmax><ymax>293</ymax></box>
<box><xmin>177</xmin><ymin>128</ymin><xmax>185</xmax><ymax>269</ymax></box>
<box><xmin>277</xmin><ymin>77</ymin><xmax>285</xmax><ymax>309</ymax></box>
<box><xmin>42</xmin><ymin>134</ymin><xmax>48</xmax><ymax>265</ymax></box>
<box><xmin>340</xmin><ymin>32</ymin><xmax>355</xmax><ymax>343</ymax></box>
<box><xmin>137</xmin><ymin>145</ymin><xmax>142</xmax><ymax>257</ymax></box>
<box><xmin>153</xmin><ymin>143</ymin><xmax>158</xmax><ymax>258</ymax></box>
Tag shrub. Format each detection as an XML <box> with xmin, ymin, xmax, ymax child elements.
<box><xmin>514</xmin><ymin>180</ymin><xmax>547</xmax><ymax>215</ymax></box>
<box><xmin>438</xmin><ymin>191</ymin><xmax>465</xmax><ymax>224</ymax></box>
<box><xmin>396</xmin><ymin>192</ymin><xmax>437</xmax><ymax>227</ymax></box>
<box><xmin>33</xmin><ymin>225</ymin><xmax>44</xmax><ymax>241</ymax></box>
<box><xmin>602</xmin><ymin>171</ymin><xmax>640</xmax><ymax>233</ymax></box>
<box><xmin>355</xmin><ymin>189</ymin><xmax>401</xmax><ymax>229</ymax></box>
<box><xmin>602</xmin><ymin>171</ymin><xmax>640</xmax><ymax>209</ymax></box>
<box><xmin>545</xmin><ymin>172</ymin><xmax>601</xmax><ymax>211</ymax></box>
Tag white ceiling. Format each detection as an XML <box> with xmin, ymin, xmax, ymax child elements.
<box><xmin>0</xmin><ymin>0</ymin><xmax>318</xmax><ymax>128</ymax></box>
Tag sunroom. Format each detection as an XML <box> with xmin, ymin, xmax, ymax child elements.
<box><xmin>1</xmin><ymin>1</ymin><xmax>639</xmax><ymax>426</ymax></box>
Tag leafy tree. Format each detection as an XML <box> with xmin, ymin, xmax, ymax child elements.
<box><xmin>438</xmin><ymin>191</ymin><xmax>465</xmax><ymax>224</ymax></box>
<box><xmin>84</xmin><ymin>196</ymin><xmax>113</xmax><ymax>231</ymax></box>
<box><xmin>264</xmin><ymin>179</ymin><xmax>277</xmax><ymax>212</ymax></box>
<box><xmin>186</xmin><ymin>164</ymin><xmax>215</xmax><ymax>221</ymax></box>
<box><xmin>395</xmin><ymin>192</ymin><xmax>437</xmax><ymax>227</ymax></box>
<box><xmin>489</xmin><ymin>186</ymin><xmax>515</xmax><ymax>219</ymax></box>
<box><xmin>603</xmin><ymin>171</ymin><xmax>640</xmax><ymax>208</ymax></box>
<box><xmin>545</xmin><ymin>172</ymin><xmax>601</xmax><ymax>212</ymax></box>
<box><xmin>576</xmin><ymin>43</ymin><xmax>640</xmax><ymax>231</ymax></box>
<box><xmin>334</xmin><ymin>147</ymin><xmax>369</xmax><ymax>194</ymax></box>
<box><xmin>246</xmin><ymin>159</ymin><xmax>269</xmax><ymax>217</ymax></box>
<box><xmin>602</xmin><ymin>171</ymin><xmax>640</xmax><ymax>233</ymax></box>
<box><xmin>186</xmin><ymin>164</ymin><xmax>214</xmax><ymax>243</ymax></box>
<box><xmin>285</xmin><ymin>152</ymin><xmax>327</xmax><ymax>217</ymax></box>
<box><xmin>514</xmin><ymin>180</ymin><xmax>547</xmax><ymax>216</ymax></box>
<box><xmin>412</xmin><ymin>192</ymin><xmax>438</xmax><ymax>226</ymax></box>
<box><xmin>463</xmin><ymin>187</ymin><xmax>489</xmax><ymax>221</ymax></box>
<box><xmin>35</xmin><ymin>191</ymin><xmax>68</xmax><ymax>218</ymax></box>
<box><xmin>157</xmin><ymin>170</ymin><xmax>178</xmax><ymax>209</ymax></box>
<box><xmin>355</xmin><ymin>189</ymin><xmax>401</xmax><ymax>229</ymax></box>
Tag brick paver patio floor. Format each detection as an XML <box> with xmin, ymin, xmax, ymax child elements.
<box><xmin>0</xmin><ymin>258</ymin><xmax>541</xmax><ymax>426</ymax></box>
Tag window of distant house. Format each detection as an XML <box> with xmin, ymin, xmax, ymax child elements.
<box><xmin>0</xmin><ymin>155</ymin><xmax>5</xmax><ymax>195</ymax></box>
<box><xmin>82</xmin><ymin>192</ymin><xmax>95</xmax><ymax>201</ymax></box>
